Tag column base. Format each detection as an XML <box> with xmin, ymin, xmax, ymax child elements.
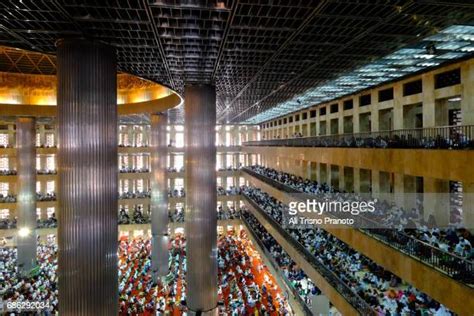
<box><xmin>187</xmin><ymin>306</ymin><xmax>219</xmax><ymax>316</ymax></box>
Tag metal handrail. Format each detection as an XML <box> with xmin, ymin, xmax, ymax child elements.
<box><xmin>242</xmin><ymin>167</ymin><xmax>474</xmax><ymax>285</ymax></box>
<box><xmin>243</xmin><ymin>194</ymin><xmax>376</xmax><ymax>315</ymax></box>
<box><xmin>244</xmin><ymin>125</ymin><xmax>474</xmax><ymax>149</ymax></box>
<box><xmin>241</xmin><ymin>215</ymin><xmax>314</xmax><ymax>316</ymax></box>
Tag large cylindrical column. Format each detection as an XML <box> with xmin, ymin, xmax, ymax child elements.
<box><xmin>16</xmin><ymin>117</ymin><xmax>37</xmax><ymax>275</ymax></box>
<box><xmin>56</xmin><ymin>39</ymin><xmax>118</xmax><ymax>315</ymax></box>
<box><xmin>185</xmin><ymin>84</ymin><xmax>218</xmax><ymax>314</ymax></box>
<box><xmin>150</xmin><ymin>113</ymin><xmax>169</xmax><ymax>279</ymax></box>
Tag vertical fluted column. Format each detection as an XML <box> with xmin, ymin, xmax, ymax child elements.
<box><xmin>150</xmin><ymin>113</ymin><xmax>169</xmax><ymax>280</ymax></box>
<box><xmin>185</xmin><ymin>85</ymin><xmax>218</xmax><ymax>314</ymax></box>
<box><xmin>16</xmin><ymin>117</ymin><xmax>37</xmax><ymax>275</ymax></box>
<box><xmin>56</xmin><ymin>39</ymin><xmax>118</xmax><ymax>315</ymax></box>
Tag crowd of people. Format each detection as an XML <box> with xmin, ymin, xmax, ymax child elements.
<box><xmin>1</xmin><ymin>231</ymin><xmax>294</xmax><ymax>315</ymax></box>
<box><xmin>218</xmin><ymin>231</ymin><xmax>292</xmax><ymax>315</ymax></box>
<box><xmin>36</xmin><ymin>169</ymin><xmax>57</xmax><ymax>175</ymax></box>
<box><xmin>0</xmin><ymin>169</ymin><xmax>16</xmax><ymax>175</ymax></box>
<box><xmin>36</xmin><ymin>192</ymin><xmax>56</xmax><ymax>202</ymax></box>
<box><xmin>246</xmin><ymin>165</ymin><xmax>474</xmax><ymax>261</ymax></box>
<box><xmin>167</xmin><ymin>166</ymin><xmax>185</xmax><ymax>173</ymax></box>
<box><xmin>217</xmin><ymin>186</ymin><xmax>241</xmax><ymax>196</ymax></box>
<box><xmin>0</xmin><ymin>193</ymin><xmax>16</xmax><ymax>203</ymax></box>
<box><xmin>120</xmin><ymin>167</ymin><xmax>150</xmax><ymax>173</ymax></box>
<box><xmin>256</xmin><ymin>130</ymin><xmax>474</xmax><ymax>150</ymax></box>
<box><xmin>242</xmin><ymin>185</ymin><xmax>455</xmax><ymax>315</ymax></box>
<box><xmin>169</xmin><ymin>188</ymin><xmax>186</xmax><ymax>198</ymax></box>
<box><xmin>119</xmin><ymin>191</ymin><xmax>151</xmax><ymax>200</ymax></box>
<box><xmin>119</xmin><ymin>207</ymin><xmax>149</xmax><ymax>225</ymax></box>
<box><xmin>217</xmin><ymin>205</ymin><xmax>241</xmax><ymax>220</ymax></box>
<box><xmin>0</xmin><ymin>236</ymin><xmax>58</xmax><ymax>313</ymax></box>
<box><xmin>242</xmin><ymin>210</ymin><xmax>323</xmax><ymax>311</ymax></box>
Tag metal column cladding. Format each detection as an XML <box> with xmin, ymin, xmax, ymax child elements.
<box><xmin>16</xmin><ymin>117</ymin><xmax>37</xmax><ymax>275</ymax></box>
<box><xmin>185</xmin><ymin>84</ymin><xmax>218</xmax><ymax>313</ymax></box>
<box><xmin>56</xmin><ymin>39</ymin><xmax>118</xmax><ymax>315</ymax></box>
<box><xmin>150</xmin><ymin>113</ymin><xmax>169</xmax><ymax>278</ymax></box>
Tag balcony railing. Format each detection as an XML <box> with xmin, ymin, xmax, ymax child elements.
<box><xmin>244</xmin><ymin>125</ymin><xmax>474</xmax><ymax>149</ymax></box>
<box><xmin>241</xmin><ymin>215</ymin><xmax>313</xmax><ymax>316</ymax></box>
<box><xmin>242</xmin><ymin>167</ymin><xmax>474</xmax><ymax>286</ymax></box>
<box><xmin>243</xmin><ymin>194</ymin><xmax>376</xmax><ymax>315</ymax></box>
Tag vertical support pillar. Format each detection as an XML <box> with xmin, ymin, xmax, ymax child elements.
<box><xmin>422</xmin><ymin>73</ymin><xmax>436</xmax><ymax>127</ymax></box>
<box><xmin>393</xmin><ymin>85</ymin><xmax>404</xmax><ymax>129</ymax></box>
<box><xmin>185</xmin><ymin>84</ymin><xmax>218</xmax><ymax>314</ymax></box>
<box><xmin>461</xmin><ymin>59</ymin><xmax>474</xmax><ymax>125</ymax></box>
<box><xmin>150</xmin><ymin>114</ymin><xmax>169</xmax><ymax>279</ymax></box>
<box><xmin>57</xmin><ymin>39</ymin><xmax>118</xmax><ymax>315</ymax></box>
<box><xmin>372</xmin><ymin>170</ymin><xmax>380</xmax><ymax>198</ymax></box>
<box><xmin>424</xmin><ymin>178</ymin><xmax>450</xmax><ymax>228</ymax></box>
<box><xmin>16</xmin><ymin>117</ymin><xmax>37</xmax><ymax>274</ymax></box>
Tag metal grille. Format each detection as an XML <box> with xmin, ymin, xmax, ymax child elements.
<box><xmin>0</xmin><ymin>0</ymin><xmax>473</xmax><ymax>123</ymax></box>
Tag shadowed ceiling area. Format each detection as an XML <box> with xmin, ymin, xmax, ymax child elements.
<box><xmin>1</xmin><ymin>0</ymin><xmax>473</xmax><ymax>123</ymax></box>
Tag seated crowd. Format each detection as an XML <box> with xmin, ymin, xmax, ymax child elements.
<box><xmin>119</xmin><ymin>207</ymin><xmax>149</xmax><ymax>225</ymax></box>
<box><xmin>246</xmin><ymin>165</ymin><xmax>474</xmax><ymax>261</ymax></box>
<box><xmin>217</xmin><ymin>186</ymin><xmax>241</xmax><ymax>196</ymax></box>
<box><xmin>119</xmin><ymin>167</ymin><xmax>150</xmax><ymax>173</ymax></box>
<box><xmin>1</xmin><ymin>232</ymin><xmax>292</xmax><ymax>315</ymax></box>
<box><xmin>0</xmin><ymin>236</ymin><xmax>58</xmax><ymax>313</ymax></box>
<box><xmin>0</xmin><ymin>169</ymin><xmax>16</xmax><ymax>176</ymax></box>
<box><xmin>0</xmin><ymin>193</ymin><xmax>16</xmax><ymax>203</ymax></box>
<box><xmin>36</xmin><ymin>192</ymin><xmax>56</xmax><ymax>202</ymax></box>
<box><xmin>119</xmin><ymin>191</ymin><xmax>151</xmax><ymax>200</ymax></box>
<box><xmin>217</xmin><ymin>231</ymin><xmax>292</xmax><ymax>315</ymax></box>
<box><xmin>242</xmin><ymin>210</ymin><xmax>324</xmax><ymax>312</ymax></box>
<box><xmin>242</xmin><ymin>185</ymin><xmax>455</xmax><ymax>315</ymax></box>
<box><xmin>217</xmin><ymin>205</ymin><xmax>241</xmax><ymax>220</ymax></box>
<box><xmin>167</xmin><ymin>166</ymin><xmax>185</xmax><ymax>173</ymax></box>
<box><xmin>259</xmin><ymin>129</ymin><xmax>474</xmax><ymax>149</ymax></box>
<box><xmin>36</xmin><ymin>169</ymin><xmax>57</xmax><ymax>175</ymax></box>
<box><xmin>168</xmin><ymin>188</ymin><xmax>186</xmax><ymax>198</ymax></box>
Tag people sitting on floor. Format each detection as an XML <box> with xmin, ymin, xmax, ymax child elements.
<box><xmin>242</xmin><ymin>186</ymin><xmax>455</xmax><ymax>315</ymax></box>
<box><xmin>246</xmin><ymin>165</ymin><xmax>474</xmax><ymax>260</ymax></box>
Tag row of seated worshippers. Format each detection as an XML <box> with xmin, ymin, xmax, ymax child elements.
<box><xmin>0</xmin><ymin>169</ymin><xmax>16</xmax><ymax>175</ymax></box>
<box><xmin>0</xmin><ymin>193</ymin><xmax>16</xmax><ymax>203</ymax></box>
<box><xmin>119</xmin><ymin>207</ymin><xmax>149</xmax><ymax>225</ymax></box>
<box><xmin>119</xmin><ymin>167</ymin><xmax>150</xmax><ymax>173</ymax></box>
<box><xmin>242</xmin><ymin>186</ymin><xmax>454</xmax><ymax>316</ymax></box>
<box><xmin>169</xmin><ymin>205</ymin><xmax>241</xmax><ymax>223</ymax></box>
<box><xmin>119</xmin><ymin>190</ymin><xmax>151</xmax><ymax>199</ymax></box>
<box><xmin>169</xmin><ymin>207</ymin><xmax>185</xmax><ymax>223</ymax></box>
<box><xmin>0</xmin><ymin>235</ymin><xmax>58</xmax><ymax>313</ymax></box>
<box><xmin>0</xmin><ymin>229</ymin><xmax>293</xmax><ymax>315</ymax></box>
<box><xmin>167</xmin><ymin>166</ymin><xmax>185</xmax><ymax>173</ymax></box>
<box><xmin>0</xmin><ymin>215</ymin><xmax>57</xmax><ymax>229</ymax></box>
<box><xmin>217</xmin><ymin>186</ymin><xmax>242</xmax><ymax>196</ymax></box>
<box><xmin>169</xmin><ymin>188</ymin><xmax>186</xmax><ymax>197</ymax></box>
<box><xmin>0</xmin><ymin>192</ymin><xmax>56</xmax><ymax>203</ymax></box>
<box><xmin>217</xmin><ymin>231</ymin><xmax>292</xmax><ymax>315</ymax></box>
<box><xmin>118</xmin><ymin>236</ymin><xmax>187</xmax><ymax>315</ymax></box>
<box><xmin>36</xmin><ymin>192</ymin><xmax>56</xmax><ymax>201</ymax></box>
<box><xmin>267</xmin><ymin>131</ymin><xmax>473</xmax><ymax>149</ymax></box>
<box><xmin>118</xmin><ymin>143</ymin><xmax>148</xmax><ymax>148</ymax></box>
<box><xmin>246</xmin><ymin>165</ymin><xmax>474</xmax><ymax>260</ymax></box>
<box><xmin>36</xmin><ymin>169</ymin><xmax>57</xmax><ymax>175</ymax></box>
<box><xmin>242</xmin><ymin>210</ymin><xmax>332</xmax><ymax>313</ymax></box>
<box><xmin>217</xmin><ymin>205</ymin><xmax>241</xmax><ymax>220</ymax></box>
